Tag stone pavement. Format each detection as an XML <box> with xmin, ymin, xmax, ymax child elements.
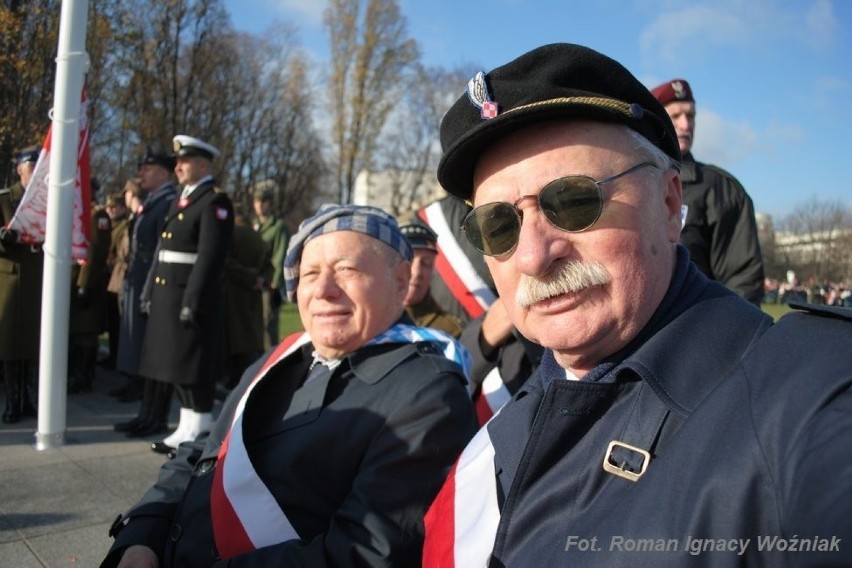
<box><xmin>0</xmin><ymin>364</ymin><xmax>193</xmax><ymax>567</ymax></box>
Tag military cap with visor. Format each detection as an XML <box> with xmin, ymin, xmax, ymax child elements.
<box><xmin>172</xmin><ymin>135</ymin><xmax>220</xmax><ymax>161</ymax></box>
<box><xmin>399</xmin><ymin>221</ymin><xmax>439</xmax><ymax>252</ymax></box>
<box><xmin>437</xmin><ymin>43</ymin><xmax>681</xmax><ymax>200</ymax></box>
<box><xmin>13</xmin><ymin>145</ymin><xmax>40</xmax><ymax>165</ymax></box>
<box><xmin>137</xmin><ymin>145</ymin><xmax>176</xmax><ymax>171</ymax></box>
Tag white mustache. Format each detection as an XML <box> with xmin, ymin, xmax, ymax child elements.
<box><xmin>515</xmin><ymin>261</ymin><xmax>610</xmax><ymax>308</ymax></box>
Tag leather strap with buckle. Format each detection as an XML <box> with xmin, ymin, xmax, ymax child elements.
<box><xmin>601</xmin><ymin>381</ymin><xmax>670</xmax><ymax>482</ymax></box>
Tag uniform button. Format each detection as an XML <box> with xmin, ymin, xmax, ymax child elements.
<box><xmin>169</xmin><ymin>523</ymin><xmax>182</xmax><ymax>542</ymax></box>
<box><xmin>162</xmin><ymin>278</ymin><xmax>167</xmax><ymax>285</ymax></box>
<box><xmin>196</xmin><ymin>460</ymin><xmax>214</xmax><ymax>475</ymax></box>
<box><xmin>161</xmin><ymin>231</ymin><xmax>167</xmax><ymax>238</ymax></box>
<box><xmin>154</xmin><ymin>277</ymin><xmax>161</xmax><ymax>284</ymax></box>
<box><xmin>178</xmin><ymin>213</ymin><xmax>184</xmax><ymax>221</ymax></box>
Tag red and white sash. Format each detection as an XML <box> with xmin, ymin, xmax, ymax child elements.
<box><xmin>423</xmin><ymin>424</ymin><xmax>501</xmax><ymax>567</ymax></box>
<box><xmin>474</xmin><ymin>367</ymin><xmax>513</xmax><ymax>425</ymax></box>
<box><xmin>419</xmin><ymin>202</ymin><xmax>496</xmax><ymax>319</ymax></box>
<box><xmin>210</xmin><ymin>331</ymin><xmax>311</xmax><ymax>559</ymax></box>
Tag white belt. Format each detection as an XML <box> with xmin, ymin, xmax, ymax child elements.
<box><xmin>158</xmin><ymin>250</ymin><xmax>198</xmax><ymax>264</ymax></box>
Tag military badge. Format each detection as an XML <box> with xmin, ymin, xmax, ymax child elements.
<box><xmin>216</xmin><ymin>207</ymin><xmax>229</xmax><ymax>221</ymax></box>
<box><xmin>467</xmin><ymin>71</ymin><xmax>498</xmax><ymax>120</ymax></box>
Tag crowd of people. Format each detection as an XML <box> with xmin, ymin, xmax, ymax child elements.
<box><xmin>1</xmin><ymin>40</ymin><xmax>850</xmax><ymax>568</ymax></box>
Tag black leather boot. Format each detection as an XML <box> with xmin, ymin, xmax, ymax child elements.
<box><xmin>21</xmin><ymin>360</ymin><xmax>37</xmax><ymax>418</ymax></box>
<box><xmin>130</xmin><ymin>380</ymin><xmax>171</xmax><ymax>437</ymax></box>
<box><xmin>2</xmin><ymin>361</ymin><xmax>22</xmax><ymax>424</ymax></box>
<box><xmin>68</xmin><ymin>345</ymin><xmax>96</xmax><ymax>394</ymax></box>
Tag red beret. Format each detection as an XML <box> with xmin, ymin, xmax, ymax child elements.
<box><xmin>651</xmin><ymin>79</ymin><xmax>694</xmax><ymax>106</ymax></box>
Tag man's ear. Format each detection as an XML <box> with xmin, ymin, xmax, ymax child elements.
<box><xmin>663</xmin><ymin>170</ymin><xmax>684</xmax><ymax>243</ymax></box>
<box><xmin>395</xmin><ymin>260</ymin><xmax>412</xmax><ymax>299</ymax></box>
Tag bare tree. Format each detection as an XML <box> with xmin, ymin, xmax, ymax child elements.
<box><xmin>220</xmin><ymin>24</ymin><xmax>327</xmax><ymax>229</ymax></box>
<box><xmin>775</xmin><ymin>197</ymin><xmax>852</xmax><ymax>282</ymax></box>
<box><xmin>0</xmin><ymin>1</ymin><xmax>60</xmax><ymax>180</ymax></box>
<box><xmin>324</xmin><ymin>0</ymin><xmax>418</xmax><ymax>204</ymax></box>
<box><xmin>376</xmin><ymin>64</ymin><xmax>472</xmax><ymax>216</ymax></box>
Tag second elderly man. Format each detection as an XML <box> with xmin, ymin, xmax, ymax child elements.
<box><xmin>102</xmin><ymin>204</ymin><xmax>476</xmax><ymax>567</ymax></box>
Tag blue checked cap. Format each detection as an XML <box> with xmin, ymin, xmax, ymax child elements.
<box><xmin>283</xmin><ymin>204</ymin><xmax>413</xmax><ymax>302</ymax></box>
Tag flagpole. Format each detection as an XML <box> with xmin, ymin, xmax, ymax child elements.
<box><xmin>35</xmin><ymin>0</ymin><xmax>90</xmax><ymax>450</ymax></box>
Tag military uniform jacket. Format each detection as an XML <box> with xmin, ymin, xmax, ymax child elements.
<box><xmin>254</xmin><ymin>215</ymin><xmax>288</xmax><ymax>291</ymax></box>
<box><xmin>680</xmin><ymin>152</ymin><xmax>765</xmax><ymax>305</ymax></box>
<box><xmin>138</xmin><ymin>178</ymin><xmax>234</xmax><ymax>385</ymax></box>
<box><xmin>0</xmin><ymin>182</ymin><xmax>43</xmax><ymax>360</ymax></box>
<box><xmin>103</xmin><ymin>338</ymin><xmax>477</xmax><ymax>567</ymax></box>
<box><xmin>69</xmin><ymin>206</ymin><xmax>112</xmax><ymax>335</ymax></box>
<box><xmin>406</xmin><ymin>292</ymin><xmax>465</xmax><ymax>338</ymax></box>
<box><xmin>224</xmin><ymin>224</ymin><xmax>269</xmax><ymax>356</ymax></box>
<box><xmin>477</xmin><ymin>249</ymin><xmax>852</xmax><ymax>567</ymax></box>
<box><xmin>116</xmin><ymin>183</ymin><xmax>176</xmax><ymax>376</ymax></box>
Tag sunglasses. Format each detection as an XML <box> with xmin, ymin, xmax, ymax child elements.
<box><xmin>462</xmin><ymin>161</ymin><xmax>657</xmax><ymax>256</ymax></box>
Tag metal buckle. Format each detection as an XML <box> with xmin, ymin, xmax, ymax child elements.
<box><xmin>602</xmin><ymin>440</ymin><xmax>651</xmax><ymax>482</ymax></box>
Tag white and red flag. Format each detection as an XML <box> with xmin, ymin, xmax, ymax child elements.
<box><xmin>8</xmin><ymin>89</ymin><xmax>91</xmax><ymax>260</ymax></box>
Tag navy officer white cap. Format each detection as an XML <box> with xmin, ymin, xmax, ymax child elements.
<box><xmin>172</xmin><ymin>134</ymin><xmax>221</xmax><ymax>160</ymax></box>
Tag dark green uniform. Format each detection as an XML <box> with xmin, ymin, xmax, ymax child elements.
<box><xmin>406</xmin><ymin>292</ymin><xmax>465</xmax><ymax>338</ymax></box>
<box><xmin>0</xmin><ymin>182</ymin><xmax>42</xmax><ymax>421</ymax></box>
<box><xmin>68</xmin><ymin>205</ymin><xmax>112</xmax><ymax>393</ymax></box>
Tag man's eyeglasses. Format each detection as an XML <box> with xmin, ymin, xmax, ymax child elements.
<box><xmin>462</xmin><ymin>161</ymin><xmax>657</xmax><ymax>257</ymax></box>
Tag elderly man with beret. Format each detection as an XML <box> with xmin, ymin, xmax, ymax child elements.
<box><xmin>139</xmin><ymin>135</ymin><xmax>234</xmax><ymax>455</ymax></box>
<box><xmin>102</xmin><ymin>203</ymin><xmax>477</xmax><ymax>568</ymax></box>
<box><xmin>651</xmin><ymin>78</ymin><xmax>765</xmax><ymax>306</ymax></box>
<box><xmin>422</xmin><ymin>43</ymin><xmax>852</xmax><ymax>567</ymax></box>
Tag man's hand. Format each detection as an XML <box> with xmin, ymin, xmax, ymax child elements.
<box><xmin>0</xmin><ymin>227</ymin><xmax>18</xmax><ymax>246</ymax></box>
<box><xmin>179</xmin><ymin>306</ymin><xmax>196</xmax><ymax>328</ymax></box>
<box><xmin>479</xmin><ymin>298</ymin><xmax>515</xmax><ymax>359</ymax></box>
<box><xmin>116</xmin><ymin>544</ymin><xmax>160</xmax><ymax>568</ymax></box>
<box><xmin>76</xmin><ymin>287</ymin><xmax>92</xmax><ymax>309</ymax></box>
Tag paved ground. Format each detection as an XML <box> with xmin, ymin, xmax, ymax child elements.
<box><xmin>0</xmin><ymin>363</ymin><xmax>193</xmax><ymax>567</ymax></box>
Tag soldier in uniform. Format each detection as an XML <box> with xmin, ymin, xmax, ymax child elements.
<box><xmin>399</xmin><ymin>221</ymin><xmax>464</xmax><ymax>337</ymax></box>
<box><xmin>139</xmin><ymin>135</ymin><xmax>234</xmax><ymax>455</ymax></box>
<box><xmin>67</xmin><ymin>187</ymin><xmax>112</xmax><ymax>393</ymax></box>
<box><xmin>113</xmin><ymin>153</ymin><xmax>177</xmax><ymax>438</ymax></box>
<box><xmin>222</xmin><ymin>209</ymin><xmax>270</xmax><ymax>392</ymax></box>
<box><xmin>0</xmin><ymin>146</ymin><xmax>42</xmax><ymax>422</ymax></box>
<box><xmin>252</xmin><ymin>186</ymin><xmax>289</xmax><ymax>349</ymax></box>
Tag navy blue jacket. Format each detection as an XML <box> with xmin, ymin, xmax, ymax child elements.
<box><xmin>486</xmin><ymin>252</ymin><xmax>851</xmax><ymax>567</ymax></box>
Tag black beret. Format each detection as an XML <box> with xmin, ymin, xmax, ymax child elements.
<box><xmin>437</xmin><ymin>43</ymin><xmax>681</xmax><ymax>200</ymax></box>
<box><xmin>13</xmin><ymin>145</ymin><xmax>40</xmax><ymax>165</ymax></box>
<box><xmin>137</xmin><ymin>146</ymin><xmax>176</xmax><ymax>170</ymax></box>
<box><xmin>399</xmin><ymin>221</ymin><xmax>438</xmax><ymax>252</ymax></box>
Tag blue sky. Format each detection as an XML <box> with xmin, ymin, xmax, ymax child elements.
<box><xmin>224</xmin><ymin>0</ymin><xmax>851</xmax><ymax>221</ymax></box>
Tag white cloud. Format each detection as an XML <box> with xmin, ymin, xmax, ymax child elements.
<box><xmin>639</xmin><ymin>5</ymin><xmax>749</xmax><ymax>64</ymax></box>
<box><xmin>812</xmin><ymin>76</ymin><xmax>849</xmax><ymax>108</ymax></box>
<box><xmin>691</xmin><ymin>108</ymin><xmax>758</xmax><ymax>166</ymax></box>
<box><xmin>265</xmin><ymin>0</ymin><xmax>327</xmax><ymax>25</ymax></box>
<box><xmin>639</xmin><ymin>0</ymin><xmax>841</xmax><ymax>64</ymax></box>
<box><xmin>804</xmin><ymin>0</ymin><xmax>840</xmax><ymax>50</ymax></box>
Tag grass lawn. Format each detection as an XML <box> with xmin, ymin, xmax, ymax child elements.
<box><xmin>279</xmin><ymin>302</ymin><xmax>304</xmax><ymax>337</ymax></box>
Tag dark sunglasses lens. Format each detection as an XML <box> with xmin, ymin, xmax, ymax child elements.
<box><xmin>539</xmin><ymin>177</ymin><xmax>603</xmax><ymax>232</ymax></box>
<box><xmin>464</xmin><ymin>203</ymin><xmax>520</xmax><ymax>256</ymax></box>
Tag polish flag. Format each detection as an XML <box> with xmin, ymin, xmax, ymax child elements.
<box><xmin>9</xmin><ymin>89</ymin><xmax>91</xmax><ymax>260</ymax></box>
<box><xmin>423</xmin><ymin>424</ymin><xmax>501</xmax><ymax>567</ymax></box>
